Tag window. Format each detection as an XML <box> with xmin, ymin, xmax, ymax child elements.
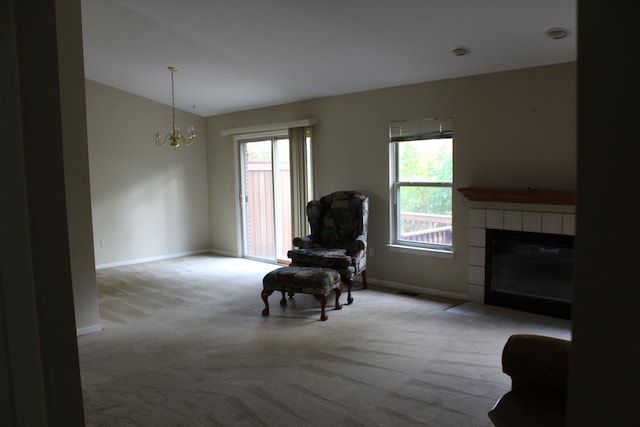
<box><xmin>389</xmin><ymin>118</ymin><xmax>453</xmax><ymax>252</ymax></box>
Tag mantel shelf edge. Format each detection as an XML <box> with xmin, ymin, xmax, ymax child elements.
<box><xmin>457</xmin><ymin>187</ymin><xmax>575</xmax><ymax>205</ymax></box>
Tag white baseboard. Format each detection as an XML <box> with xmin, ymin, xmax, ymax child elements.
<box><xmin>76</xmin><ymin>324</ymin><xmax>102</xmax><ymax>336</ymax></box>
<box><xmin>364</xmin><ymin>277</ymin><xmax>467</xmax><ymax>301</ymax></box>
<box><xmin>96</xmin><ymin>249</ymin><xmax>212</xmax><ymax>269</ymax></box>
<box><xmin>209</xmin><ymin>248</ymin><xmax>241</xmax><ymax>258</ymax></box>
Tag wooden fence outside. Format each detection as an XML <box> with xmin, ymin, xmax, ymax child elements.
<box><xmin>245</xmin><ymin>167</ymin><xmax>291</xmax><ymax>260</ymax></box>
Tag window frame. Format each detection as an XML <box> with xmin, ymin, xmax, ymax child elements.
<box><xmin>388</xmin><ymin>118</ymin><xmax>454</xmax><ymax>255</ymax></box>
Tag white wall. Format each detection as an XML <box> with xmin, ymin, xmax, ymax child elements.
<box><xmin>85</xmin><ymin>80</ymin><xmax>210</xmax><ymax>267</ymax></box>
<box><xmin>206</xmin><ymin>62</ymin><xmax>576</xmax><ymax>298</ymax></box>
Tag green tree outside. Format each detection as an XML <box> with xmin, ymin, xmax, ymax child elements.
<box><xmin>398</xmin><ymin>138</ymin><xmax>452</xmax><ymax>215</ymax></box>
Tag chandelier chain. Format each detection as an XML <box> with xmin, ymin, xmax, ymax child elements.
<box><xmin>171</xmin><ymin>68</ymin><xmax>176</xmax><ymax>128</ymax></box>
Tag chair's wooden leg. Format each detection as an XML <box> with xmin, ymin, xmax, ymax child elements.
<box><xmin>361</xmin><ymin>270</ymin><xmax>367</xmax><ymax>289</ymax></box>
<box><xmin>313</xmin><ymin>294</ymin><xmax>330</xmax><ymax>321</ymax></box>
<box><xmin>343</xmin><ymin>278</ymin><xmax>354</xmax><ymax>305</ymax></box>
<box><xmin>279</xmin><ymin>290</ymin><xmax>287</xmax><ymax>306</ymax></box>
<box><xmin>261</xmin><ymin>289</ymin><xmax>274</xmax><ymax>316</ymax></box>
<box><xmin>334</xmin><ymin>287</ymin><xmax>342</xmax><ymax>310</ymax></box>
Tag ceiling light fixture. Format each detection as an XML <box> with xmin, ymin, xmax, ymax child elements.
<box><xmin>450</xmin><ymin>46</ymin><xmax>471</xmax><ymax>57</ymax></box>
<box><xmin>545</xmin><ymin>28</ymin><xmax>570</xmax><ymax>40</ymax></box>
<box><xmin>155</xmin><ymin>66</ymin><xmax>196</xmax><ymax>150</ymax></box>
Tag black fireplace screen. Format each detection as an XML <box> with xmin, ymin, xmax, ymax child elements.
<box><xmin>485</xmin><ymin>229</ymin><xmax>574</xmax><ymax>319</ymax></box>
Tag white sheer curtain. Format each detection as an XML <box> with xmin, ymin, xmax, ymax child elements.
<box><xmin>288</xmin><ymin>126</ymin><xmax>313</xmax><ymax>239</ymax></box>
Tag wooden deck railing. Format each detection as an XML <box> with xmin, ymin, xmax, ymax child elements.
<box><xmin>400</xmin><ymin>212</ymin><xmax>452</xmax><ymax>244</ymax></box>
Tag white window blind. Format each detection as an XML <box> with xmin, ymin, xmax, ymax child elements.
<box><xmin>389</xmin><ymin>118</ymin><xmax>452</xmax><ymax>142</ymax></box>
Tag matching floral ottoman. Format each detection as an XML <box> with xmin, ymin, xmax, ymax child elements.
<box><xmin>261</xmin><ymin>266</ymin><xmax>342</xmax><ymax>321</ymax></box>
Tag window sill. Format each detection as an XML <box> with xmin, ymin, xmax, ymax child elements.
<box><xmin>386</xmin><ymin>244</ymin><xmax>454</xmax><ymax>259</ymax></box>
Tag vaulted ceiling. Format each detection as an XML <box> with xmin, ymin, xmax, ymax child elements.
<box><xmin>81</xmin><ymin>0</ymin><xmax>576</xmax><ymax>117</ymax></box>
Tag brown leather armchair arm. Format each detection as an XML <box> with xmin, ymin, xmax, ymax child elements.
<box><xmin>489</xmin><ymin>334</ymin><xmax>570</xmax><ymax>427</ymax></box>
<box><xmin>502</xmin><ymin>334</ymin><xmax>570</xmax><ymax>391</ymax></box>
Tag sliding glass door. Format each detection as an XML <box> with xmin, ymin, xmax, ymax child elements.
<box><xmin>239</xmin><ymin>136</ymin><xmax>291</xmax><ymax>263</ymax></box>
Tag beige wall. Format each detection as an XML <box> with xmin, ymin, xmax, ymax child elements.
<box><xmin>85</xmin><ymin>80</ymin><xmax>210</xmax><ymax>267</ymax></box>
<box><xmin>206</xmin><ymin>62</ymin><xmax>576</xmax><ymax>297</ymax></box>
<box><xmin>56</xmin><ymin>0</ymin><xmax>101</xmax><ymax>332</ymax></box>
<box><xmin>83</xmin><ymin>62</ymin><xmax>576</xmax><ymax>298</ymax></box>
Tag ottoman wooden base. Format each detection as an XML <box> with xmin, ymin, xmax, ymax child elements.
<box><xmin>261</xmin><ymin>267</ymin><xmax>342</xmax><ymax>321</ymax></box>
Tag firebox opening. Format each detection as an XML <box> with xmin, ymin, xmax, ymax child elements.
<box><xmin>485</xmin><ymin>228</ymin><xmax>574</xmax><ymax>319</ymax></box>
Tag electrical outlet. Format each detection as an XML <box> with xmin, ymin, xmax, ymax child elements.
<box><xmin>369</xmin><ymin>247</ymin><xmax>374</xmax><ymax>256</ymax></box>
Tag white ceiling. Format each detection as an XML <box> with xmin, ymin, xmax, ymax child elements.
<box><xmin>81</xmin><ymin>0</ymin><xmax>576</xmax><ymax>117</ymax></box>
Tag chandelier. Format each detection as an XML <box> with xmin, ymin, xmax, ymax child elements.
<box><xmin>155</xmin><ymin>66</ymin><xmax>196</xmax><ymax>150</ymax></box>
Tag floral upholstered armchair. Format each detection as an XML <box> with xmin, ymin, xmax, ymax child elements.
<box><xmin>287</xmin><ymin>191</ymin><xmax>369</xmax><ymax>304</ymax></box>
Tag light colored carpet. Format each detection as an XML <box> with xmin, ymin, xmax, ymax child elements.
<box><xmin>78</xmin><ymin>254</ymin><xmax>571</xmax><ymax>426</ymax></box>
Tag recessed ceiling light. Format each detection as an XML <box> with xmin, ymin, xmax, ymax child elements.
<box><xmin>451</xmin><ymin>46</ymin><xmax>471</xmax><ymax>56</ymax></box>
<box><xmin>546</xmin><ymin>28</ymin><xmax>570</xmax><ymax>40</ymax></box>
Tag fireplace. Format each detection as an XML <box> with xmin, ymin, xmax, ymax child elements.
<box><xmin>458</xmin><ymin>187</ymin><xmax>576</xmax><ymax>319</ymax></box>
<box><xmin>485</xmin><ymin>229</ymin><xmax>574</xmax><ymax>319</ymax></box>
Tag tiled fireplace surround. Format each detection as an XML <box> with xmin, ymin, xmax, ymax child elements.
<box><xmin>466</xmin><ymin>207</ymin><xmax>576</xmax><ymax>304</ymax></box>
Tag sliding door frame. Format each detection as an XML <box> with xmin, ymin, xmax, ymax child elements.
<box><xmin>235</xmin><ymin>130</ymin><xmax>289</xmax><ymax>263</ymax></box>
